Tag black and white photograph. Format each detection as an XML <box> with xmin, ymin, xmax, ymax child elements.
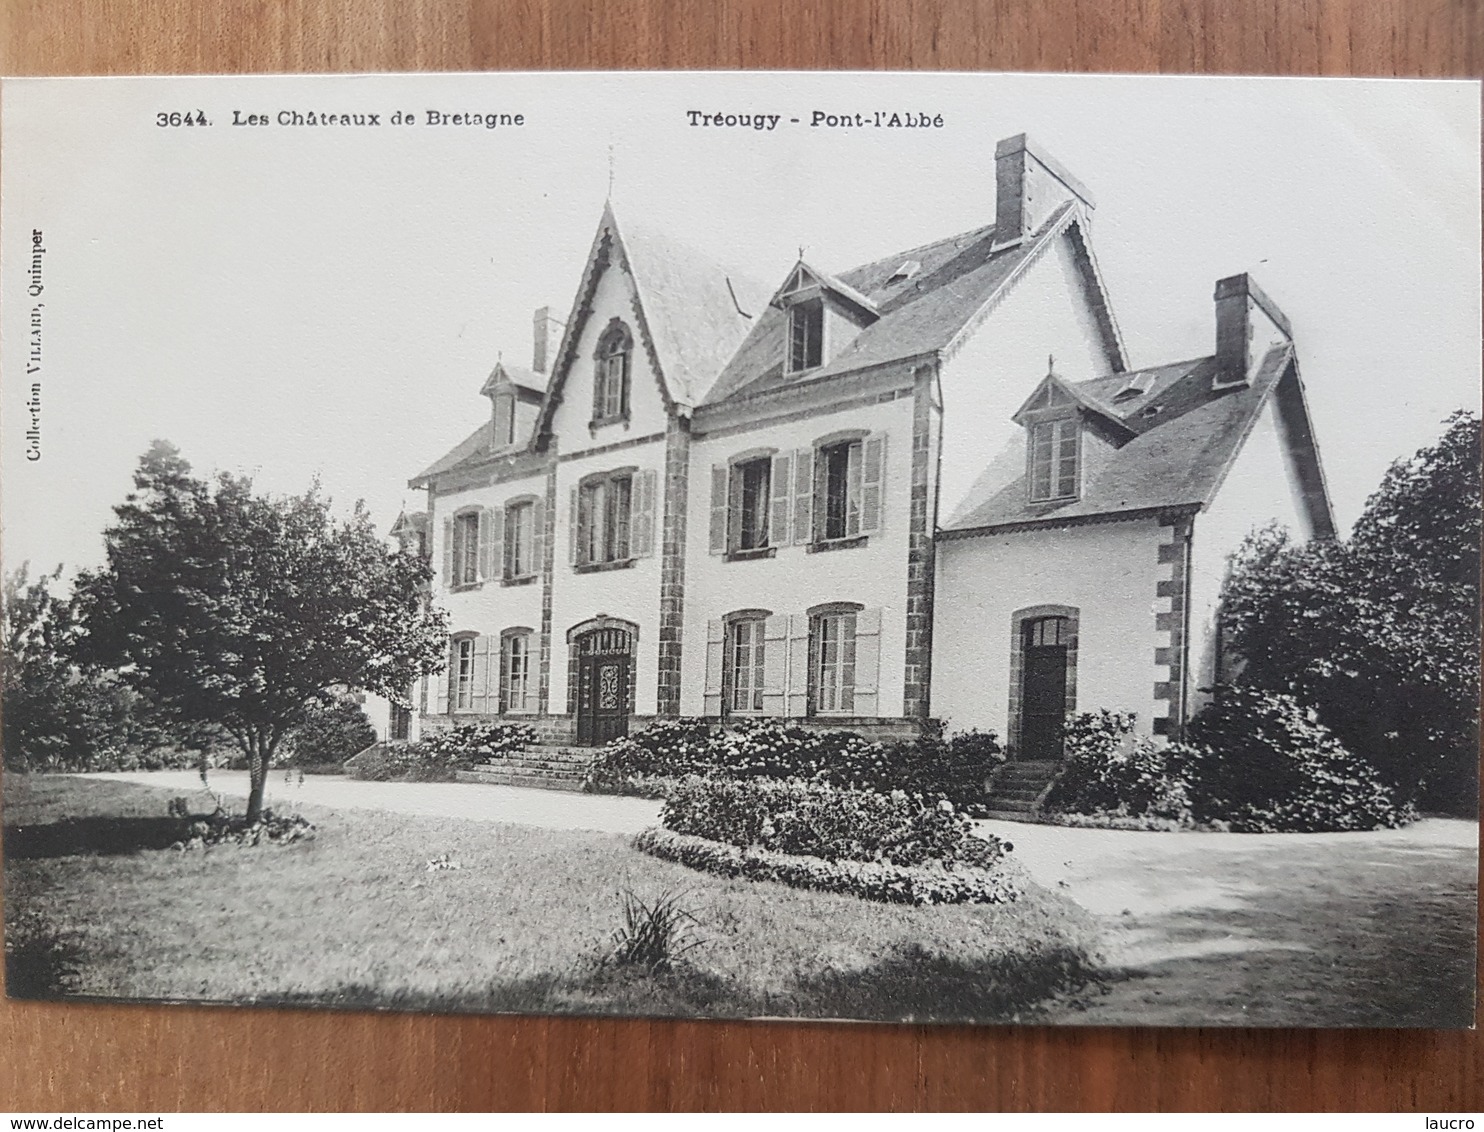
<box><xmin>1</xmin><ymin>70</ymin><xmax>1478</xmax><ymax>1028</ymax></box>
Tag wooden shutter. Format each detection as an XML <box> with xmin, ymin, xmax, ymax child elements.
<box><xmin>761</xmin><ymin>614</ymin><xmax>789</xmax><ymax>716</ymax></box>
<box><xmin>860</xmin><ymin>434</ymin><xmax>886</xmax><ymax>535</ymax></box>
<box><xmin>708</xmin><ymin>465</ymin><xmax>728</xmax><ymax>554</ymax></box>
<box><xmin>434</xmin><ymin>638</ymin><xmax>451</xmax><ymax>714</ymax></box>
<box><xmin>469</xmin><ymin>637</ymin><xmax>490</xmax><ymax>713</ymax></box>
<box><xmin>769</xmin><ymin>452</ymin><xmax>792</xmax><ymax>546</ymax></box>
<box><xmin>703</xmin><ymin>619</ymin><xmax>725</xmax><ymax>717</ymax></box>
<box><xmin>522</xmin><ymin>636</ymin><xmax>540</xmax><ymax>713</ymax></box>
<box><xmin>852</xmin><ymin>608</ymin><xmax>882</xmax><ymax>717</ymax></box>
<box><xmin>568</xmin><ymin>486</ymin><xmax>580</xmax><ymax>565</ymax></box>
<box><xmin>845</xmin><ymin>441</ymin><xmax>865</xmax><ymax>537</ymax></box>
<box><xmin>441</xmin><ymin>517</ymin><xmax>454</xmax><ymax>586</ymax></box>
<box><xmin>786</xmin><ymin>613</ymin><xmax>812</xmax><ymax>716</ymax></box>
<box><xmin>791</xmin><ymin>448</ymin><xmax>815</xmax><ymax>545</ymax></box>
<box><xmin>487</xmin><ymin>506</ymin><xmax>504</xmax><ymax>581</ymax></box>
<box><xmin>531</xmin><ymin>498</ymin><xmax>547</xmax><ymax>576</ymax></box>
<box><xmin>632</xmin><ymin>469</ymin><xmax>657</xmax><ymax>557</ymax></box>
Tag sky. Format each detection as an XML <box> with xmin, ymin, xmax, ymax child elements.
<box><xmin>2</xmin><ymin>71</ymin><xmax>1478</xmax><ymax>580</ymax></box>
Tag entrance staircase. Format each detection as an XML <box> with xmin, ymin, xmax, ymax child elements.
<box><xmin>455</xmin><ymin>745</ymin><xmax>592</xmax><ymax>793</ymax></box>
<box><xmin>983</xmin><ymin>759</ymin><xmax>1060</xmax><ymax>821</ymax></box>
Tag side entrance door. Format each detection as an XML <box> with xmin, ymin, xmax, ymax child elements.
<box><xmin>575</xmin><ymin>627</ymin><xmax>632</xmax><ymax>746</ymax></box>
<box><xmin>1020</xmin><ymin>615</ymin><xmax>1071</xmax><ymax>759</ymax></box>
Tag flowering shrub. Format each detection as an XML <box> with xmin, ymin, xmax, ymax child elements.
<box><xmin>419</xmin><ymin>721</ymin><xmax>538</xmax><ymax>761</ymax></box>
<box><xmin>584</xmin><ymin>718</ymin><xmax>715</xmax><ymax>793</ymax></box>
<box><xmin>170</xmin><ymin>808</ymin><xmax>315</xmax><ymax>850</ymax></box>
<box><xmin>635</xmin><ymin>827</ymin><xmax>1023</xmax><ymax>906</ymax></box>
<box><xmin>584</xmin><ymin>717</ymin><xmax>998</xmax><ymax>810</ymax></box>
<box><xmin>1178</xmin><ymin>686</ymin><xmax>1414</xmax><ymax>832</ymax></box>
<box><xmin>660</xmin><ymin>776</ymin><xmax>1010</xmax><ymax>870</ymax></box>
<box><xmin>1042</xmin><ymin>710</ymin><xmax>1193</xmax><ymax>825</ymax></box>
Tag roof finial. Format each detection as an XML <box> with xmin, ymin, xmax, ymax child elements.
<box><xmin>1047</xmin><ymin>353</ymin><xmax>1056</xmax><ymax>375</ymax></box>
<box><xmin>798</xmin><ymin>244</ymin><xmax>806</xmax><ymax>262</ymax></box>
<box><xmin>607</xmin><ymin>144</ymin><xmax>616</xmax><ymax>200</ymax></box>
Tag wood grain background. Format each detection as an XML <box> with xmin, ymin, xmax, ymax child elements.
<box><xmin>1</xmin><ymin>0</ymin><xmax>1480</xmax><ymax>1112</ymax></box>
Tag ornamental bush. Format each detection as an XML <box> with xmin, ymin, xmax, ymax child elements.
<box><xmin>660</xmin><ymin>775</ymin><xmax>1011</xmax><ymax>870</ymax></box>
<box><xmin>634</xmin><ymin>827</ymin><xmax>1023</xmax><ymax>906</ymax></box>
<box><xmin>281</xmin><ymin>699</ymin><xmax>376</xmax><ymax>769</ymax></box>
<box><xmin>1178</xmin><ymin>685</ymin><xmax>1414</xmax><ymax>832</ymax></box>
<box><xmin>584</xmin><ymin>717</ymin><xmax>716</xmax><ymax>794</ymax></box>
<box><xmin>417</xmin><ymin>721</ymin><xmax>537</xmax><ymax>762</ymax></box>
<box><xmin>1041</xmin><ymin>710</ymin><xmax>1192</xmax><ymax>825</ymax></box>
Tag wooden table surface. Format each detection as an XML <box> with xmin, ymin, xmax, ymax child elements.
<box><xmin>1</xmin><ymin>0</ymin><xmax>1481</xmax><ymax>1112</ymax></box>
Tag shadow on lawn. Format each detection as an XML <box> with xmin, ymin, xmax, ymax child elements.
<box><xmin>265</xmin><ymin>943</ymin><xmax>1100</xmax><ymax>1024</ymax></box>
<box><xmin>3</xmin><ymin>815</ymin><xmax>193</xmax><ymax>860</ymax></box>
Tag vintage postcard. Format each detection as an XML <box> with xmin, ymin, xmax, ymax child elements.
<box><xmin>2</xmin><ymin>72</ymin><xmax>1478</xmax><ymax>1027</ymax></box>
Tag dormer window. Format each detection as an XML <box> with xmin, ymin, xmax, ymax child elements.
<box><xmin>492</xmin><ymin>391</ymin><xmax>516</xmax><ymax>447</ymax></box>
<box><xmin>1028</xmin><ymin>417</ymin><xmax>1080</xmax><ymax>502</ymax></box>
<box><xmin>593</xmin><ymin>320</ymin><xmax>632</xmax><ymax>424</ymax></box>
<box><xmin>787</xmin><ymin>299</ymin><xmax>824</xmax><ymax>373</ymax></box>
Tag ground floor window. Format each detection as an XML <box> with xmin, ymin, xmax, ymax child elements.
<box><xmin>811</xmin><ymin>609</ymin><xmax>857</xmax><ymax>714</ymax></box>
<box><xmin>726</xmin><ymin>617</ymin><xmax>767</xmax><ymax>714</ymax></box>
<box><xmin>452</xmin><ymin>637</ymin><xmax>476</xmax><ymax>711</ymax></box>
<box><xmin>501</xmin><ymin>631</ymin><xmax>533</xmax><ymax>713</ymax></box>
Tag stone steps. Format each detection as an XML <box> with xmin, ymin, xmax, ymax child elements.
<box><xmin>982</xmin><ymin>760</ymin><xmax>1061</xmax><ymax>822</ymax></box>
<box><xmin>454</xmin><ymin>745</ymin><xmax>594</xmax><ymax>792</ymax></box>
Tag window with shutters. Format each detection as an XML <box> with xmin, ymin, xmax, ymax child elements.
<box><xmin>452</xmin><ymin>636</ymin><xmax>477</xmax><ymax>712</ymax></box>
<box><xmin>724</xmin><ymin>616</ymin><xmax>767</xmax><ymax>715</ymax></box>
<box><xmin>787</xmin><ymin>299</ymin><xmax>824</xmax><ymax>374</ymax></box>
<box><xmin>731</xmin><ymin>457</ymin><xmax>771</xmax><ymax>552</ymax></box>
<box><xmin>592</xmin><ymin>320</ymin><xmax>632</xmax><ymax>425</ymax></box>
<box><xmin>577</xmin><ymin>472</ymin><xmax>632</xmax><ymax>566</ymax></box>
<box><xmin>500</xmin><ymin>629</ymin><xmax>535</xmax><ymax>714</ymax></box>
<box><xmin>810</xmin><ymin>609</ymin><xmax>857</xmax><ymax>715</ymax></box>
<box><xmin>451</xmin><ymin>510</ymin><xmax>481</xmax><ymax>588</ymax></box>
<box><xmin>1028</xmin><ymin>417</ymin><xmax>1080</xmax><ymax>502</ymax></box>
<box><xmin>807</xmin><ymin>431</ymin><xmax>886</xmax><ymax>548</ymax></box>
<box><xmin>503</xmin><ymin>501</ymin><xmax>536</xmax><ymax>580</ymax></box>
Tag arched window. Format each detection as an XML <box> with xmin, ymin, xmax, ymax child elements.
<box><xmin>593</xmin><ymin>320</ymin><xmax>632</xmax><ymax>424</ymax></box>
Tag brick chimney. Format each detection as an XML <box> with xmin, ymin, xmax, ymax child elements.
<box><xmin>993</xmin><ymin>134</ymin><xmax>1096</xmax><ymax>250</ymax></box>
<box><xmin>1212</xmin><ymin>274</ymin><xmax>1292</xmax><ymax>390</ymax></box>
<box><xmin>532</xmin><ymin>306</ymin><xmax>565</xmax><ymax>374</ymax></box>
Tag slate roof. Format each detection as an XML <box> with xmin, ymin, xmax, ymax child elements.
<box><xmin>482</xmin><ymin>361</ymin><xmax>547</xmax><ymax>396</ymax></box>
<box><xmin>609</xmin><ymin>210</ymin><xmax>771</xmax><ymax>407</ymax></box>
<box><xmin>702</xmin><ymin>203</ymin><xmax>1126</xmax><ymax>405</ymax></box>
<box><xmin>411</xmin><ymin>420</ymin><xmax>493</xmax><ymax>485</ymax></box>
<box><xmin>943</xmin><ymin>344</ymin><xmax>1302</xmax><ymax>533</ymax></box>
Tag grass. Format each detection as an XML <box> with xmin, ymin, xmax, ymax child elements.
<box><xmin>3</xmin><ymin>774</ymin><xmax>1101</xmax><ymax>1023</ymax></box>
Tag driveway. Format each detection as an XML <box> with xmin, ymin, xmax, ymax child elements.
<box><xmin>75</xmin><ymin>770</ymin><xmax>662</xmax><ymax>835</ymax></box>
<box><xmin>974</xmin><ymin>817</ymin><xmax>1478</xmax><ymax>1027</ymax></box>
<box><xmin>80</xmin><ymin>771</ymin><xmax>1477</xmax><ymax>1026</ymax></box>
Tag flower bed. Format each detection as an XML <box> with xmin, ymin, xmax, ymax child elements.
<box><xmin>634</xmin><ymin>827</ymin><xmax>1023</xmax><ymax>906</ymax></box>
<box><xmin>347</xmin><ymin>721</ymin><xmax>538</xmax><ymax>782</ymax></box>
<box><xmin>661</xmin><ymin>775</ymin><xmax>1009</xmax><ymax>869</ymax></box>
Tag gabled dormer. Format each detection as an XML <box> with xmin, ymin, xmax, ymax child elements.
<box><xmin>479</xmin><ymin>306</ymin><xmax>559</xmax><ymax>451</ymax></box>
<box><xmin>772</xmin><ymin>261</ymin><xmax>879</xmax><ymax>377</ymax></box>
<box><xmin>1012</xmin><ymin>367</ymin><xmax>1135</xmax><ymax>504</ymax></box>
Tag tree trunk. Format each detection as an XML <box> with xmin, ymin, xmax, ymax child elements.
<box><xmin>245</xmin><ymin>736</ymin><xmax>268</xmax><ymax>823</ymax></box>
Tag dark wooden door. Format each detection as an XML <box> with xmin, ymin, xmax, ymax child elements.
<box><xmin>1021</xmin><ymin>617</ymin><xmax>1070</xmax><ymax>759</ymax></box>
<box><xmin>575</xmin><ymin>628</ymin><xmax>632</xmax><ymax>745</ymax></box>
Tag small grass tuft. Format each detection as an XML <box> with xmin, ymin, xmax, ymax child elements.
<box><xmin>608</xmin><ymin>888</ymin><xmax>705</xmax><ymax>973</ymax></box>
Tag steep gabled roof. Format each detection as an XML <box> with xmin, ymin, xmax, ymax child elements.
<box><xmin>943</xmin><ymin>344</ymin><xmax>1335</xmax><ymax>537</ymax></box>
<box><xmin>480</xmin><ymin>361</ymin><xmax>547</xmax><ymax>398</ymax></box>
<box><xmin>411</xmin><ymin>421</ymin><xmax>491</xmax><ymax>486</ymax></box>
<box><xmin>702</xmin><ymin>203</ymin><xmax>1127</xmax><ymax>405</ymax></box>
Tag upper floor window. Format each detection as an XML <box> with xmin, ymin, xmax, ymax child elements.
<box><xmin>593</xmin><ymin>321</ymin><xmax>632</xmax><ymax>424</ymax></box>
<box><xmin>787</xmin><ymin>299</ymin><xmax>824</xmax><ymax>374</ymax></box>
<box><xmin>577</xmin><ymin>472</ymin><xmax>632</xmax><ymax>565</ymax></box>
<box><xmin>1029</xmin><ymin>418</ymin><xmax>1080</xmax><ymax>502</ymax></box>
<box><xmin>811</xmin><ymin>608</ymin><xmax>858</xmax><ymax>715</ymax></box>
<box><xmin>451</xmin><ymin>510</ymin><xmax>481</xmax><ymax>587</ymax></box>
<box><xmin>503</xmin><ymin>501</ymin><xmax>536</xmax><ymax>579</ymax></box>
<box><xmin>817</xmin><ymin>439</ymin><xmax>860</xmax><ymax>542</ymax></box>
<box><xmin>732</xmin><ymin>457</ymin><xmax>771</xmax><ymax>551</ymax></box>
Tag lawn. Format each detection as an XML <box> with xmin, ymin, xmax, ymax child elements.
<box><xmin>3</xmin><ymin>774</ymin><xmax>1100</xmax><ymax>1023</ymax></box>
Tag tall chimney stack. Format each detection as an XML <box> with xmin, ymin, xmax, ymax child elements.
<box><xmin>532</xmin><ymin>306</ymin><xmax>565</xmax><ymax>374</ymax></box>
<box><xmin>1212</xmin><ymin>274</ymin><xmax>1292</xmax><ymax>390</ymax></box>
<box><xmin>993</xmin><ymin>134</ymin><xmax>1097</xmax><ymax>250</ymax></box>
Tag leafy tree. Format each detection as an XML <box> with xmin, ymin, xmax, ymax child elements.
<box><xmin>1</xmin><ymin>563</ymin><xmax>152</xmax><ymax>771</ymax></box>
<box><xmin>72</xmin><ymin>441</ymin><xmax>448</xmax><ymax>820</ymax></box>
<box><xmin>1219</xmin><ymin>412</ymin><xmax>1480</xmax><ymax>810</ymax></box>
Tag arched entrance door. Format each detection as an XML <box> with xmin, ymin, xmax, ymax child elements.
<box><xmin>574</xmin><ymin>624</ymin><xmax>634</xmax><ymax>745</ymax></box>
<box><xmin>1020</xmin><ymin>614</ymin><xmax>1073</xmax><ymax>759</ymax></box>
